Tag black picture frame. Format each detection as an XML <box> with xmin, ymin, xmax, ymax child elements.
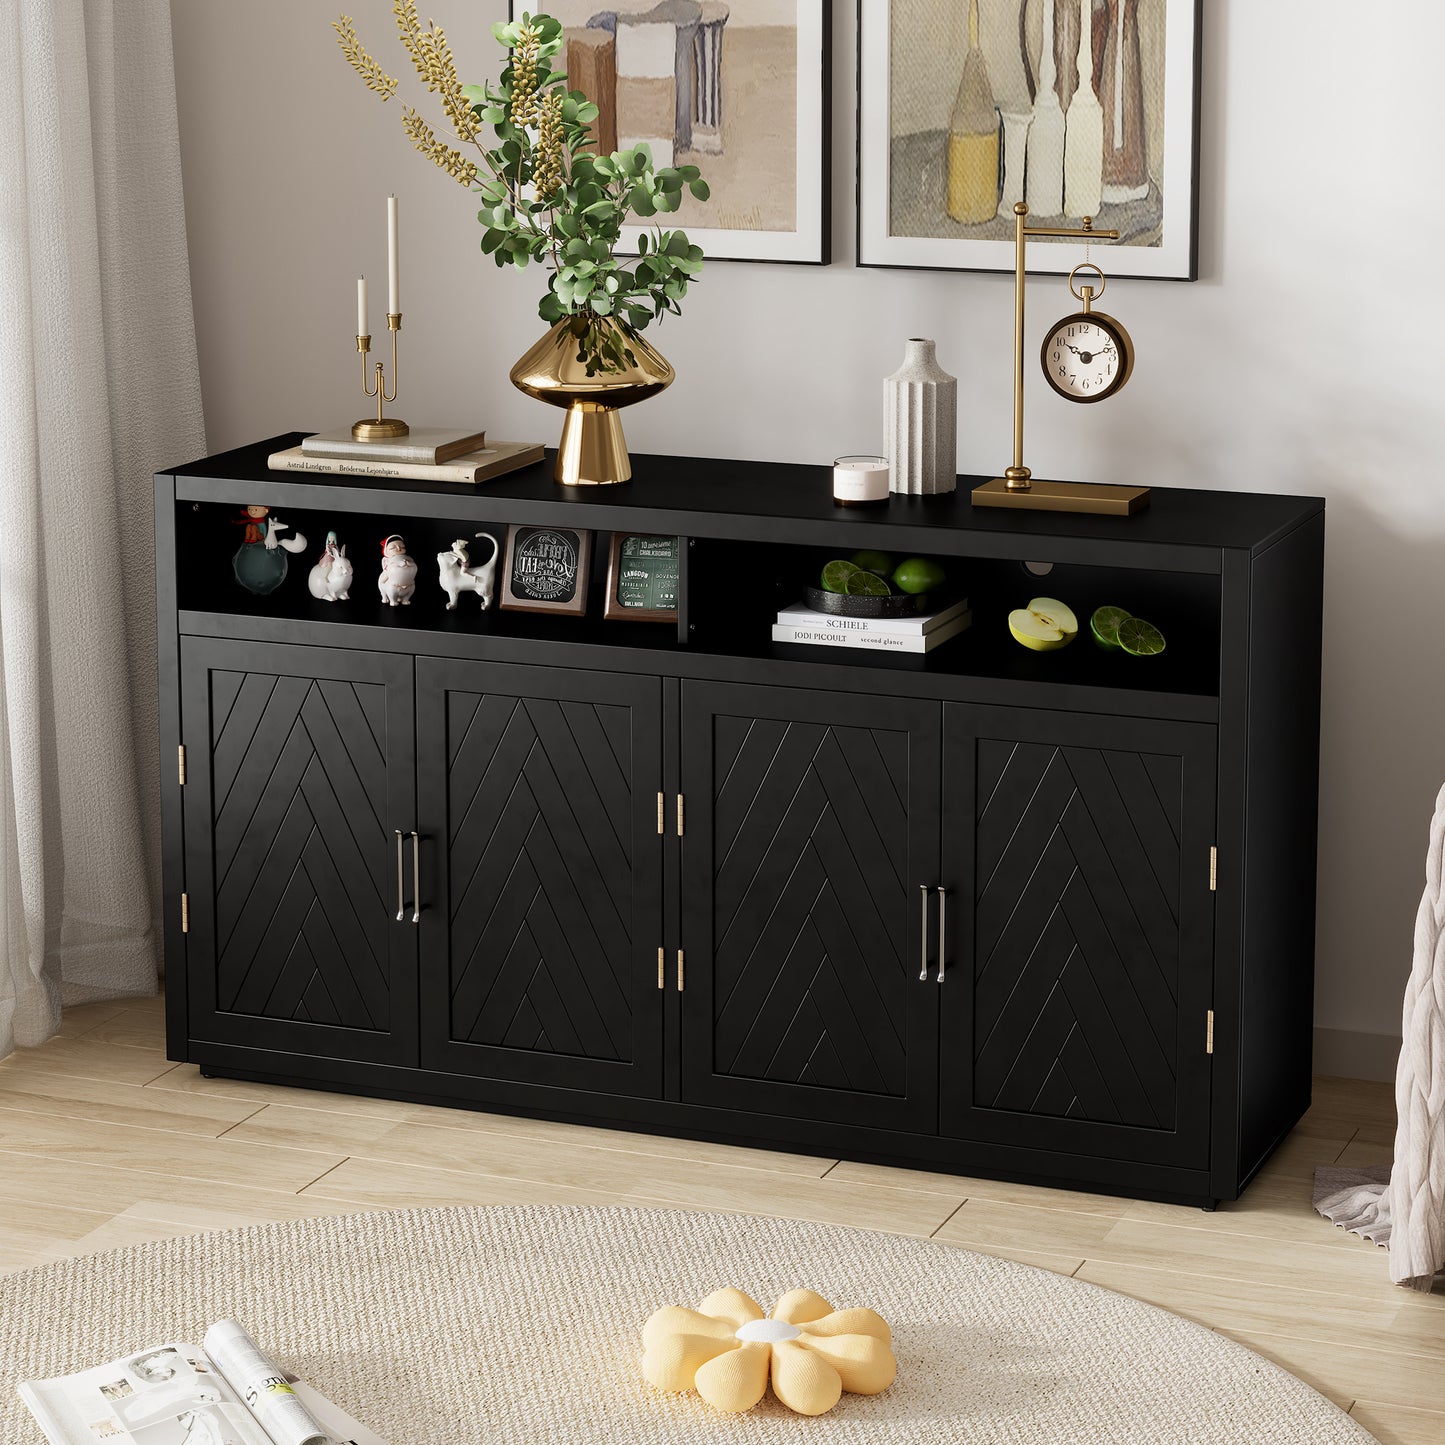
<box><xmin>856</xmin><ymin>0</ymin><xmax>1202</xmax><ymax>281</ymax></box>
<box><xmin>509</xmin><ymin>1</ymin><xmax>832</xmax><ymax>265</ymax></box>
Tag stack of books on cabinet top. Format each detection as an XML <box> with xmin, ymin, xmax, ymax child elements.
<box><xmin>772</xmin><ymin>597</ymin><xmax>972</xmax><ymax>654</ymax></box>
<box><xmin>268</xmin><ymin>427</ymin><xmax>544</xmax><ymax>484</ymax></box>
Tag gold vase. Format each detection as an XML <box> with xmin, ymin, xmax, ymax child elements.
<box><xmin>509</xmin><ymin>315</ymin><xmax>675</xmax><ymax>486</ymax></box>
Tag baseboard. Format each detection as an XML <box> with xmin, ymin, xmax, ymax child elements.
<box><xmin>1313</xmin><ymin>1027</ymin><xmax>1401</xmax><ymax>1084</ymax></box>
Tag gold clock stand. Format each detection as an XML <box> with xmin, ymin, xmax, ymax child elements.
<box><xmin>972</xmin><ymin>203</ymin><xmax>1150</xmax><ymax>517</ymax></box>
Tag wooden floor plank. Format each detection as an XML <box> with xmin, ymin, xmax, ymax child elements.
<box><xmin>0</xmin><ymin>1111</ymin><xmax>345</xmax><ymax>1193</ymax></box>
<box><xmin>73</xmin><ymin>1009</ymin><xmax>168</xmax><ymax>1051</ymax></box>
<box><xmin>1350</xmin><ymin>1399</ymin><xmax>1445</xmax><ymax>1445</ymax></box>
<box><xmin>0</xmin><ymin>1036</ymin><xmax>175</xmax><ymax>1088</ymax></box>
<box><xmin>300</xmin><ymin>1156</ymin><xmax>626</xmax><ymax>1211</ymax></box>
<box><xmin>1223</xmin><ymin>1330</ymin><xmax>1445</xmax><ymax>1415</ymax></box>
<box><xmin>0</xmin><ymin>1068</ymin><xmax>263</xmax><ymax>1137</ymax></box>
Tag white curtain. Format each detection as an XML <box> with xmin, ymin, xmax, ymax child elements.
<box><xmin>0</xmin><ymin>0</ymin><xmax>205</xmax><ymax>1058</ymax></box>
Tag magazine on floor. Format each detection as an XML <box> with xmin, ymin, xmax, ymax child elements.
<box><xmin>18</xmin><ymin>1319</ymin><xmax>385</xmax><ymax>1445</ymax></box>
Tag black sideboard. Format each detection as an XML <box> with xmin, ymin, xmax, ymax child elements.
<box><xmin>156</xmin><ymin>437</ymin><xmax>1325</xmax><ymax>1208</ymax></box>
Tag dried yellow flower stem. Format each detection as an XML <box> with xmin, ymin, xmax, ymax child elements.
<box><xmin>509</xmin><ymin>24</ymin><xmax>541</xmax><ymax>128</ymax></box>
<box><xmin>402</xmin><ymin>107</ymin><xmax>479</xmax><ymax>187</ymax></box>
<box><xmin>390</xmin><ymin>0</ymin><xmax>479</xmax><ymax>142</ymax></box>
<box><xmin>333</xmin><ymin>15</ymin><xmax>398</xmax><ymax>99</ymax></box>
<box><xmin>533</xmin><ymin>93</ymin><xmax>565</xmax><ymax>199</ymax></box>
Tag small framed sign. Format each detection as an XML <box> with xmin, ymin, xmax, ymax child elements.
<box><xmin>604</xmin><ymin>533</ymin><xmax>681</xmax><ymax>623</ymax></box>
<box><xmin>499</xmin><ymin>525</ymin><xmax>593</xmax><ymax>617</ymax></box>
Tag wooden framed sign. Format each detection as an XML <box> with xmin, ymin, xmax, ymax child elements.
<box><xmin>604</xmin><ymin>533</ymin><xmax>681</xmax><ymax>623</ymax></box>
<box><xmin>499</xmin><ymin>525</ymin><xmax>592</xmax><ymax>617</ymax></box>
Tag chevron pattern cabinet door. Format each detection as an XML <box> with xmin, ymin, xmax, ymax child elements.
<box><xmin>680</xmin><ymin>682</ymin><xmax>941</xmax><ymax>1133</ymax></box>
<box><xmin>417</xmin><ymin>660</ymin><xmax>664</xmax><ymax>1098</ymax></box>
<box><xmin>180</xmin><ymin>639</ymin><xmax>417</xmax><ymax>1065</ymax></box>
<box><xmin>940</xmin><ymin>706</ymin><xmax>1216</xmax><ymax>1168</ymax></box>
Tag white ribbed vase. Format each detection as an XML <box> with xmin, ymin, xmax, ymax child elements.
<box><xmin>885</xmin><ymin>338</ymin><xmax>958</xmax><ymax>495</ymax></box>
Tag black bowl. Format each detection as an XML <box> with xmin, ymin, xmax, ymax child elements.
<box><xmin>803</xmin><ymin>585</ymin><xmax>929</xmax><ymax>619</ymax></box>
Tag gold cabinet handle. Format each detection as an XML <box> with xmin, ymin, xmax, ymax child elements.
<box><xmin>676</xmin><ymin>949</ymin><xmax>685</xmax><ymax>992</ymax></box>
<box><xmin>936</xmin><ymin>886</ymin><xmax>947</xmax><ymax>984</ymax></box>
<box><xmin>657</xmin><ymin>946</ymin><xmax>665</xmax><ymax>990</ymax></box>
<box><xmin>411</xmin><ymin>831</ymin><xmax>421</xmax><ymax>924</ymax></box>
<box><xmin>394</xmin><ymin>830</ymin><xmax>405</xmax><ymax>921</ymax></box>
<box><xmin>919</xmin><ymin>885</ymin><xmax>929</xmax><ymax>981</ymax></box>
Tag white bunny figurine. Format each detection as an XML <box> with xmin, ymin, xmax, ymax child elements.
<box><xmin>264</xmin><ymin>517</ymin><xmax>308</xmax><ymax>554</ymax></box>
<box><xmin>378</xmin><ymin>534</ymin><xmax>417</xmax><ymax>607</ymax></box>
<box><xmin>437</xmin><ymin>532</ymin><xmax>500</xmax><ymax>611</ymax></box>
<box><xmin>308</xmin><ymin>531</ymin><xmax>352</xmax><ymax>602</ymax></box>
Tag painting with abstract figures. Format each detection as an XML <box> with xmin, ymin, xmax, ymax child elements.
<box><xmin>514</xmin><ymin>2</ymin><xmax>830</xmax><ymax>264</ymax></box>
<box><xmin>859</xmin><ymin>0</ymin><xmax>1200</xmax><ymax>279</ymax></box>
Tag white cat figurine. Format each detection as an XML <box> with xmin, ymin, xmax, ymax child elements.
<box><xmin>378</xmin><ymin>534</ymin><xmax>417</xmax><ymax>607</ymax></box>
<box><xmin>437</xmin><ymin>532</ymin><xmax>500</xmax><ymax>611</ymax></box>
<box><xmin>308</xmin><ymin>532</ymin><xmax>352</xmax><ymax>602</ymax></box>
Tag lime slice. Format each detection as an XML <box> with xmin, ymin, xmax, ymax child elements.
<box><xmin>820</xmin><ymin>560</ymin><xmax>860</xmax><ymax>594</ymax></box>
<box><xmin>845</xmin><ymin>569</ymin><xmax>890</xmax><ymax>596</ymax></box>
<box><xmin>850</xmin><ymin>549</ymin><xmax>895</xmax><ymax>577</ymax></box>
<box><xmin>1090</xmin><ymin>605</ymin><xmax>1132</xmax><ymax>650</ymax></box>
<box><xmin>1117</xmin><ymin>617</ymin><xmax>1166</xmax><ymax>657</ymax></box>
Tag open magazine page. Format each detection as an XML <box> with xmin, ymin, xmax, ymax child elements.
<box><xmin>20</xmin><ymin>1344</ymin><xmax>273</xmax><ymax>1445</ymax></box>
<box><xmin>200</xmin><ymin>1325</ymin><xmax>327</xmax><ymax>1445</ymax></box>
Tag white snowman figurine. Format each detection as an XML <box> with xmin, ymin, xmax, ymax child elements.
<box><xmin>308</xmin><ymin>531</ymin><xmax>353</xmax><ymax>602</ymax></box>
<box><xmin>378</xmin><ymin>533</ymin><xmax>417</xmax><ymax>607</ymax></box>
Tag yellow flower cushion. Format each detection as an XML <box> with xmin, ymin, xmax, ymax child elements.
<box><xmin>642</xmin><ymin>1287</ymin><xmax>896</xmax><ymax>1416</ymax></box>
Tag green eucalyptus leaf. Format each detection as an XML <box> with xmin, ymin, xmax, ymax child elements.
<box><xmin>688</xmin><ymin>179</ymin><xmax>710</xmax><ymax>201</ymax></box>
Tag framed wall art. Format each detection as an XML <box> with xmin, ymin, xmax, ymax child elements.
<box><xmin>603</xmin><ymin>533</ymin><xmax>681</xmax><ymax>622</ymax></box>
<box><xmin>499</xmin><ymin>525</ymin><xmax>593</xmax><ymax>617</ymax></box>
<box><xmin>514</xmin><ymin>1</ymin><xmax>831</xmax><ymax>264</ymax></box>
<box><xmin>857</xmin><ymin>0</ymin><xmax>1201</xmax><ymax>279</ymax></box>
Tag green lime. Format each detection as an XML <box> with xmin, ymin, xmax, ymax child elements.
<box><xmin>1090</xmin><ymin>605</ymin><xmax>1132</xmax><ymax>650</ymax></box>
<box><xmin>820</xmin><ymin>559</ymin><xmax>860</xmax><ymax>594</ymax></box>
<box><xmin>850</xmin><ymin>549</ymin><xmax>895</xmax><ymax>578</ymax></box>
<box><xmin>845</xmin><ymin>569</ymin><xmax>890</xmax><ymax>596</ymax></box>
<box><xmin>1117</xmin><ymin>617</ymin><xmax>1166</xmax><ymax>657</ymax></box>
<box><xmin>892</xmin><ymin>557</ymin><xmax>946</xmax><ymax>596</ymax></box>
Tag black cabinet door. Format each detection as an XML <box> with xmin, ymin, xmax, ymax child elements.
<box><xmin>179</xmin><ymin>638</ymin><xmax>418</xmax><ymax>1065</ymax></box>
<box><xmin>416</xmin><ymin>660</ymin><xmax>665</xmax><ymax>1097</ymax></box>
<box><xmin>940</xmin><ymin>706</ymin><xmax>1216</xmax><ymax>1168</ymax></box>
<box><xmin>680</xmin><ymin>681</ymin><xmax>941</xmax><ymax>1132</ymax></box>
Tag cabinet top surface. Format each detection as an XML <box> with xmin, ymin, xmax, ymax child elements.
<box><xmin>167</xmin><ymin>435</ymin><xmax>1323</xmax><ymax>556</ymax></box>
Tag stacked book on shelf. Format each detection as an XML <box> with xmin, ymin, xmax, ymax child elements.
<box><xmin>773</xmin><ymin>596</ymin><xmax>972</xmax><ymax>654</ymax></box>
<box><xmin>268</xmin><ymin>426</ymin><xmax>544</xmax><ymax>484</ymax></box>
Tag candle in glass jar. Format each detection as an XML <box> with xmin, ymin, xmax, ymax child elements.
<box><xmin>356</xmin><ymin>276</ymin><xmax>368</xmax><ymax>337</ymax></box>
<box><xmin>387</xmin><ymin>195</ymin><xmax>400</xmax><ymax>314</ymax></box>
<box><xmin>833</xmin><ymin>455</ymin><xmax>890</xmax><ymax>508</ymax></box>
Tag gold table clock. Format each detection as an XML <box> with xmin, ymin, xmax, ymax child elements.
<box><xmin>973</xmin><ymin>203</ymin><xmax>1150</xmax><ymax>516</ymax></box>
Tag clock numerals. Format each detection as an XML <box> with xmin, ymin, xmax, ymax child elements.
<box><xmin>1042</xmin><ymin>310</ymin><xmax>1133</xmax><ymax>404</ymax></box>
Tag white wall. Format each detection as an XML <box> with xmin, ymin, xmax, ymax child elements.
<box><xmin>170</xmin><ymin>0</ymin><xmax>1445</xmax><ymax>1056</ymax></box>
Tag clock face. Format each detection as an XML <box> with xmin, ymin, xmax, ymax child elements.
<box><xmin>1042</xmin><ymin>313</ymin><xmax>1132</xmax><ymax>404</ymax></box>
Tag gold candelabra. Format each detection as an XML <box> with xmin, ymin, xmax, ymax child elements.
<box><xmin>353</xmin><ymin>312</ymin><xmax>409</xmax><ymax>440</ymax></box>
<box><xmin>971</xmin><ymin>204</ymin><xmax>1148</xmax><ymax>517</ymax></box>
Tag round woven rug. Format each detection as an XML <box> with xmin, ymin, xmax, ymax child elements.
<box><xmin>0</xmin><ymin>1205</ymin><xmax>1375</xmax><ymax>1443</ymax></box>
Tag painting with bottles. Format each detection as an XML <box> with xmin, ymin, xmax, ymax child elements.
<box><xmin>858</xmin><ymin>0</ymin><xmax>1201</xmax><ymax>279</ymax></box>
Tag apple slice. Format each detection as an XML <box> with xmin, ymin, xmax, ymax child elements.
<box><xmin>1008</xmin><ymin>597</ymin><xmax>1079</xmax><ymax>652</ymax></box>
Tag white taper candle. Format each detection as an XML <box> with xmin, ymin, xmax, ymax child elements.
<box><xmin>357</xmin><ymin>276</ymin><xmax>368</xmax><ymax>336</ymax></box>
<box><xmin>387</xmin><ymin>195</ymin><xmax>400</xmax><ymax>314</ymax></box>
